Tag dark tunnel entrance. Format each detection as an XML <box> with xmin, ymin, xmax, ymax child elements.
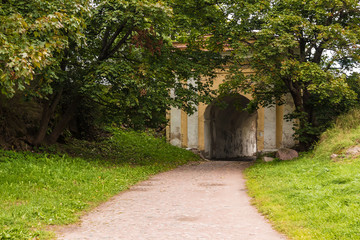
<box><xmin>203</xmin><ymin>95</ymin><xmax>257</xmax><ymax>160</ymax></box>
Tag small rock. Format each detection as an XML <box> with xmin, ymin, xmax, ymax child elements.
<box><xmin>346</xmin><ymin>146</ymin><xmax>360</xmax><ymax>155</ymax></box>
<box><xmin>187</xmin><ymin>148</ymin><xmax>207</xmax><ymax>160</ymax></box>
<box><xmin>330</xmin><ymin>154</ymin><xmax>338</xmax><ymax>159</ymax></box>
<box><xmin>276</xmin><ymin>148</ymin><xmax>298</xmax><ymax>160</ymax></box>
<box><xmin>263</xmin><ymin>157</ymin><xmax>275</xmax><ymax>162</ymax></box>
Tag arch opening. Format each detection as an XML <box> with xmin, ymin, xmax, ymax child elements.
<box><xmin>204</xmin><ymin>95</ymin><xmax>257</xmax><ymax>160</ymax></box>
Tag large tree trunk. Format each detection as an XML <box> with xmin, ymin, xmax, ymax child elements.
<box><xmin>33</xmin><ymin>56</ymin><xmax>68</xmax><ymax>146</ymax></box>
<box><xmin>33</xmin><ymin>89</ymin><xmax>63</xmax><ymax>146</ymax></box>
<box><xmin>302</xmin><ymin>88</ymin><xmax>317</xmax><ymax>127</ymax></box>
<box><xmin>285</xmin><ymin>79</ymin><xmax>316</xmax><ymax>150</ymax></box>
<box><xmin>46</xmin><ymin>97</ymin><xmax>81</xmax><ymax>145</ymax></box>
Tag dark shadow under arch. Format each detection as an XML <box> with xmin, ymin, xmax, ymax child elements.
<box><xmin>204</xmin><ymin>94</ymin><xmax>257</xmax><ymax>160</ymax></box>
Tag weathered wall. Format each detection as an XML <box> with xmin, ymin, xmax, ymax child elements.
<box><xmin>263</xmin><ymin>106</ymin><xmax>277</xmax><ymax>151</ymax></box>
<box><xmin>167</xmin><ymin>70</ymin><xmax>296</xmax><ymax>158</ymax></box>
<box><xmin>187</xmin><ymin>109</ymin><xmax>199</xmax><ymax>148</ymax></box>
<box><xmin>282</xmin><ymin>94</ymin><xmax>296</xmax><ymax>148</ymax></box>
<box><xmin>169</xmin><ymin>89</ymin><xmax>182</xmax><ymax>147</ymax></box>
<box><xmin>169</xmin><ymin>106</ymin><xmax>181</xmax><ymax>147</ymax></box>
<box><xmin>187</xmin><ymin>78</ymin><xmax>199</xmax><ymax>149</ymax></box>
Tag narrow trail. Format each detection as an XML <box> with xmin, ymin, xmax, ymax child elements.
<box><xmin>56</xmin><ymin>161</ymin><xmax>286</xmax><ymax>240</ymax></box>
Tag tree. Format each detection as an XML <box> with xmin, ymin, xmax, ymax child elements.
<box><xmin>0</xmin><ymin>0</ymin><xmax>89</xmax><ymax>97</ymax></box>
<box><xmin>0</xmin><ymin>0</ymin><xmax>225</xmax><ymax>147</ymax></box>
<box><xmin>209</xmin><ymin>0</ymin><xmax>360</xmax><ymax>148</ymax></box>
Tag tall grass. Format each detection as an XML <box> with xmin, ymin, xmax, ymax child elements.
<box><xmin>0</xmin><ymin>128</ymin><xmax>199</xmax><ymax>239</ymax></box>
<box><xmin>245</xmin><ymin>108</ymin><xmax>360</xmax><ymax>240</ymax></box>
<box><xmin>315</xmin><ymin>107</ymin><xmax>360</xmax><ymax>159</ymax></box>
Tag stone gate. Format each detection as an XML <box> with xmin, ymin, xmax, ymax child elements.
<box><xmin>166</xmin><ymin>71</ymin><xmax>296</xmax><ymax>159</ymax></box>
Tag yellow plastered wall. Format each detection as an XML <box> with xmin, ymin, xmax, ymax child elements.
<box><xmin>195</xmin><ymin>70</ymin><xmax>270</xmax><ymax>153</ymax></box>
<box><xmin>170</xmin><ymin>69</ymin><xmax>288</xmax><ymax>153</ymax></box>
<box><xmin>276</xmin><ymin>104</ymin><xmax>284</xmax><ymax>149</ymax></box>
<box><xmin>181</xmin><ymin>110</ymin><xmax>188</xmax><ymax>147</ymax></box>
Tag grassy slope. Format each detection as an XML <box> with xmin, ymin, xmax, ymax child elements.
<box><xmin>0</xmin><ymin>128</ymin><xmax>199</xmax><ymax>240</ymax></box>
<box><xmin>245</xmin><ymin>109</ymin><xmax>360</xmax><ymax>240</ymax></box>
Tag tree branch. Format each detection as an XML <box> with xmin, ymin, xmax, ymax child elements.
<box><xmin>99</xmin><ymin>21</ymin><xmax>128</xmax><ymax>60</ymax></box>
<box><xmin>107</xmin><ymin>27</ymin><xmax>133</xmax><ymax>59</ymax></box>
<box><xmin>101</xmin><ymin>27</ymin><xmax>111</xmax><ymax>53</ymax></box>
<box><xmin>299</xmin><ymin>37</ymin><xmax>306</xmax><ymax>62</ymax></box>
<box><xmin>313</xmin><ymin>44</ymin><xmax>324</xmax><ymax>64</ymax></box>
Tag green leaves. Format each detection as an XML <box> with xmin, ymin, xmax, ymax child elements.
<box><xmin>37</xmin><ymin>0</ymin><xmax>224</xmax><ymax>130</ymax></box>
<box><xmin>0</xmin><ymin>0</ymin><xmax>90</xmax><ymax>97</ymax></box>
<box><xmin>212</xmin><ymin>0</ymin><xmax>360</xmax><ymax>147</ymax></box>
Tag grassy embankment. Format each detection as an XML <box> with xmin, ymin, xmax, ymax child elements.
<box><xmin>245</xmin><ymin>108</ymin><xmax>360</xmax><ymax>239</ymax></box>
<box><xmin>0</xmin><ymin>128</ymin><xmax>199</xmax><ymax>240</ymax></box>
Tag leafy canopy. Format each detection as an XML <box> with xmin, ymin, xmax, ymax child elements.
<box><xmin>0</xmin><ymin>0</ymin><xmax>226</xmax><ymax>146</ymax></box>
<box><xmin>0</xmin><ymin>0</ymin><xmax>90</xmax><ymax>97</ymax></box>
<box><xmin>205</xmin><ymin>0</ymin><xmax>360</xmax><ymax>147</ymax></box>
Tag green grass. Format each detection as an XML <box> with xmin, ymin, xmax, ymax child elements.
<box><xmin>245</xmin><ymin>108</ymin><xmax>360</xmax><ymax>240</ymax></box>
<box><xmin>0</xmin><ymin>128</ymin><xmax>199</xmax><ymax>239</ymax></box>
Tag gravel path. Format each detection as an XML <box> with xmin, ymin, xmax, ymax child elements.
<box><xmin>56</xmin><ymin>161</ymin><xmax>286</xmax><ymax>240</ymax></box>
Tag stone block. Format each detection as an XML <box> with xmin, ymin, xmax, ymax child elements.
<box><xmin>263</xmin><ymin>157</ymin><xmax>275</xmax><ymax>162</ymax></box>
<box><xmin>276</xmin><ymin>148</ymin><xmax>298</xmax><ymax>160</ymax></box>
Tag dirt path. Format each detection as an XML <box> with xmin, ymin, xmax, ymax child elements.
<box><xmin>56</xmin><ymin>161</ymin><xmax>286</xmax><ymax>240</ymax></box>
